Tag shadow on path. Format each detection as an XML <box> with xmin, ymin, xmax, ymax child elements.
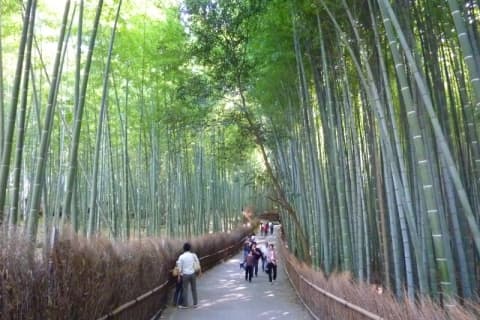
<box><xmin>159</xmin><ymin>233</ymin><xmax>313</xmax><ymax>320</ymax></box>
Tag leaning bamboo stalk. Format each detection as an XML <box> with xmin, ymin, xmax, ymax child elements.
<box><xmin>87</xmin><ymin>0</ymin><xmax>122</xmax><ymax>237</ymax></box>
<box><xmin>378</xmin><ymin>0</ymin><xmax>480</xmax><ymax>259</ymax></box>
<box><xmin>26</xmin><ymin>0</ymin><xmax>71</xmax><ymax>242</ymax></box>
<box><xmin>63</xmin><ymin>0</ymin><xmax>104</xmax><ymax>238</ymax></box>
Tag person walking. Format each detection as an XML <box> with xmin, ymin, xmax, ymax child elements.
<box><xmin>260</xmin><ymin>241</ymin><xmax>268</xmax><ymax>272</ymax></box>
<box><xmin>250</xmin><ymin>242</ymin><xmax>263</xmax><ymax>277</ymax></box>
<box><xmin>240</xmin><ymin>240</ymin><xmax>250</xmax><ymax>269</ymax></box>
<box><xmin>244</xmin><ymin>250</ymin><xmax>255</xmax><ymax>282</ymax></box>
<box><xmin>172</xmin><ymin>266</ymin><xmax>183</xmax><ymax>306</ymax></box>
<box><xmin>266</xmin><ymin>243</ymin><xmax>277</xmax><ymax>283</ymax></box>
<box><xmin>176</xmin><ymin>242</ymin><xmax>201</xmax><ymax>308</ymax></box>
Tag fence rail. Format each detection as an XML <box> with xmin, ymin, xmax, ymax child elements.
<box><xmin>279</xmin><ymin>240</ymin><xmax>383</xmax><ymax>320</ymax></box>
<box><xmin>96</xmin><ymin>238</ymin><xmax>245</xmax><ymax>320</ymax></box>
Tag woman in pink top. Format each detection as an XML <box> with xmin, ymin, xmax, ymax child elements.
<box><xmin>266</xmin><ymin>243</ymin><xmax>277</xmax><ymax>283</ymax></box>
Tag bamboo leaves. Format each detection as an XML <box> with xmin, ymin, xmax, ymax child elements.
<box><xmin>244</xmin><ymin>0</ymin><xmax>480</xmax><ymax>303</ymax></box>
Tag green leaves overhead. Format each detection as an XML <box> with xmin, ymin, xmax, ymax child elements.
<box><xmin>114</xmin><ymin>8</ymin><xmax>186</xmax><ymax>81</ymax></box>
<box><xmin>183</xmin><ymin>0</ymin><xmax>265</xmax><ymax>89</ymax></box>
<box><xmin>1</xmin><ymin>0</ymin><xmax>480</xmax><ymax>306</ymax></box>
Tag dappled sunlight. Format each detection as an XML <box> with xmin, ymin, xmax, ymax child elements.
<box><xmin>230</xmin><ymin>285</ymin><xmax>248</xmax><ymax>291</ymax></box>
<box><xmin>227</xmin><ymin>257</ymin><xmax>243</xmax><ymax>264</ymax></box>
<box><xmin>258</xmin><ymin>310</ymin><xmax>295</xmax><ymax>319</ymax></box>
<box><xmin>263</xmin><ymin>289</ymin><xmax>276</xmax><ymax>298</ymax></box>
<box><xmin>217</xmin><ymin>278</ymin><xmax>247</xmax><ymax>290</ymax></box>
<box><xmin>221</xmin><ymin>279</ymin><xmax>248</xmax><ymax>290</ymax></box>
<box><xmin>201</xmin><ymin>292</ymin><xmax>251</xmax><ymax>306</ymax></box>
<box><xmin>163</xmin><ymin>235</ymin><xmax>313</xmax><ymax>319</ymax></box>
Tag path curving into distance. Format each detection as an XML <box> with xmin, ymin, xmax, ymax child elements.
<box><xmin>158</xmin><ymin>231</ymin><xmax>314</xmax><ymax>320</ymax></box>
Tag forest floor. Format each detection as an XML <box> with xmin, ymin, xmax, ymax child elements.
<box><xmin>158</xmin><ymin>229</ymin><xmax>313</xmax><ymax>320</ymax></box>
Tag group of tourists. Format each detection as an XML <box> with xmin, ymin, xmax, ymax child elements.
<box><xmin>260</xmin><ymin>221</ymin><xmax>274</xmax><ymax>236</ymax></box>
<box><xmin>241</xmin><ymin>234</ymin><xmax>277</xmax><ymax>284</ymax></box>
<box><xmin>172</xmin><ymin>225</ymin><xmax>279</xmax><ymax>310</ymax></box>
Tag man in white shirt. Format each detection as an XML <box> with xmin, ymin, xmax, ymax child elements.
<box><xmin>260</xmin><ymin>242</ymin><xmax>268</xmax><ymax>272</ymax></box>
<box><xmin>176</xmin><ymin>242</ymin><xmax>200</xmax><ymax>308</ymax></box>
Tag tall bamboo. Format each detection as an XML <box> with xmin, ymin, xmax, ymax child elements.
<box><xmin>26</xmin><ymin>0</ymin><xmax>70</xmax><ymax>242</ymax></box>
<box><xmin>63</xmin><ymin>0</ymin><xmax>104</xmax><ymax>238</ymax></box>
<box><xmin>0</xmin><ymin>12</ymin><xmax>4</xmax><ymax>157</ymax></box>
<box><xmin>87</xmin><ymin>0</ymin><xmax>122</xmax><ymax>238</ymax></box>
<box><xmin>0</xmin><ymin>0</ymin><xmax>34</xmax><ymax>225</ymax></box>
<box><xmin>8</xmin><ymin>0</ymin><xmax>37</xmax><ymax>228</ymax></box>
<box><xmin>379</xmin><ymin>0</ymin><xmax>480</xmax><ymax>260</ymax></box>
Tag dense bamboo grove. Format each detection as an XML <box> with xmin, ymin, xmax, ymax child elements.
<box><xmin>265</xmin><ymin>0</ymin><xmax>479</xmax><ymax>304</ymax></box>
<box><xmin>182</xmin><ymin>0</ymin><xmax>480</xmax><ymax>306</ymax></box>
<box><xmin>0</xmin><ymin>0</ymin><xmax>268</xmax><ymax>244</ymax></box>
<box><xmin>1</xmin><ymin>0</ymin><xmax>480</xmax><ymax>311</ymax></box>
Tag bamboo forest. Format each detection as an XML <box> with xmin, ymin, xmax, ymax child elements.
<box><xmin>1</xmin><ymin>0</ymin><xmax>480</xmax><ymax>319</ymax></box>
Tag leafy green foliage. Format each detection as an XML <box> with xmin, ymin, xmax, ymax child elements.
<box><xmin>246</xmin><ymin>0</ymin><xmax>297</xmax><ymax>129</ymax></box>
<box><xmin>183</xmin><ymin>0</ymin><xmax>265</xmax><ymax>89</ymax></box>
<box><xmin>212</xmin><ymin>109</ymin><xmax>256</xmax><ymax>168</ymax></box>
<box><xmin>0</xmin><ymin>0</ymin><xmax>21</xmax><ymax>14</ymax></box>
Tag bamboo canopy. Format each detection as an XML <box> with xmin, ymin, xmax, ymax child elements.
<box><xmin>0</xmin><ymin>0</ymin><xmax>479</xmax><ymax>305</ymax></box>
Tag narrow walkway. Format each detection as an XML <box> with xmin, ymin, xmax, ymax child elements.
<box><xmin>159</xmin><ymin>232</ymin><xmax>313</xmax><ymax>320</ymax></box>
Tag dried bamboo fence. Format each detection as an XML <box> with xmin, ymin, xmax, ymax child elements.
<box><xmin>97</xmin><ymin>237</ymin><xmax>246</xmax><ymax>320</ymax></box>
<box><xmin>279</xmin><ymin>239</ymin><xmax>384</xmax><ymax>320</ymax></box>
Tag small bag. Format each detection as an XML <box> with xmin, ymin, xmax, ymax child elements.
<box><xmin>194</xmin><ymin>260</ymin><xmax>201</xmax><ymax>273</ymax></box>
<box><xmin>172</xmin><ymin>266</ymin><xmax>180</xmax><ymax>277</ymax></box>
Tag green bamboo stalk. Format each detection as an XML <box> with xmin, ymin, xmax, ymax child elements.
<box><xmin>26</xmin><ymin>0</ymin><xmax>70</xmax><ymax>242</ymax></box>
<box><xmin>8</xmin><ymin>0</ymin><xmax>37</xmax><ymax>228</ymax></box>
<box><xmin>379</xmin><ymin>0</ymin><xmax>480</xmax><ymax>263</ymax></box>
<box><xmin>63</xmin><ymin>0</ymin><xmax>83</xmax><ymax>233</ymax></box>
<box><xmin>447</xmin><ymin>0</ymin><xmax>480</xmax><ymax>116</ymax></box>
<box><xmin>63</xmin><ymin>0</ymin><xmax>104</xmax><ymax>237</ymax></box>
<box><xmin>87</xmin><ymin>0</ymin><xmax>122</xmax><ymax>238</ymax></box>
<box><xmin>0</xmin><ymin>0</ymin><xmax>34</xmax><ymax>225</ymax></box>
<box><xmin>321</xmin><ymin>0</ymin><xmax>420</xmax><ymax>297</ymax></box>
<box><xmin>0</xmin><ymin>12</ymin><xmax>4</xmax><ymax>157</ymax></box>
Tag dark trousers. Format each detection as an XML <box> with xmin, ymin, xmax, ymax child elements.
<box><xmin>253</xmin><ymin>261</ymin><xmax>259</xmax><ymax>276</ymax></box>
<box><xmin>267</xmin><ymin>262</ymin><xmax>277</xmax><ymax>282</ymax></box>
<box><xmin>173</xmin><ymin>279</ymin><xmax>183</xmax><ymax>305</ymax></box>
<box><xmin>245</xmin><ymin>265</ymin><xmax>253</xmax><ymax>282</ymax></box>
<box><xmin>181</xmin><ymin>273</ymin><xmax>198</xmax><ymax>306</ymax></box>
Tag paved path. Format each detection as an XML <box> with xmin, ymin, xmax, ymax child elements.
<box><xmin>159</xmin><ymin>233</ymin><xmax>313</xmax><ymax>320</ymax></box>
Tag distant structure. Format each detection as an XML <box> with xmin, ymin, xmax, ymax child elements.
<box><xmin>257</xmin><ymin>211</ymin><xmax>280</xmax><ymax>222</ymax></box>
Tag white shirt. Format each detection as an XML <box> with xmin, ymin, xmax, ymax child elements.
<box><xmin>267</xmin><ymin>249</ymin><xmax>277</xmax><ymax>264</ymax></box>
<box><xmin>177</xmin><ymin>251</ymin><xmax>200</xmax><ymax>275</ymax></box>
<box><xmin>260</xmin><ymin>245</ymin><xmax>268</xmax><ymax>256</ymax></box>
